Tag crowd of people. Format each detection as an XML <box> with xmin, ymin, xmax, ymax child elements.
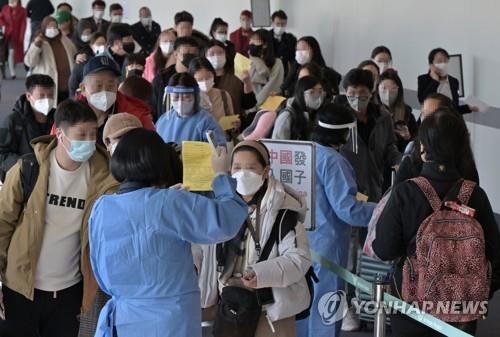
<box><xmin>0</xmin><ymin>1</ymin><xmax>499</xmax><ymax>337</ymax></box>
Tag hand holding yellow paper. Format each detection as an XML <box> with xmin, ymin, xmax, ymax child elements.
<box><xmin>234</xmin><ymin>53</ymin><xmax>252</xmax><ymax>80</ymax></box>
<box><xmin>219</xmin><ymin>115</ymin><xmax>240</xmax><ymax>131</ymax></box>
<box><xmin>260</xmin><ymin>95</ymin><xmax>287</xmax><ymax>111</ymax></box>
<box><xmin>182</xmin><ymin>141</ymin><xmax>215</xmax><ymax>191</ymax></box>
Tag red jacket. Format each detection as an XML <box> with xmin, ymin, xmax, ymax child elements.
<box><xmin>0</xmin><ymin>4</ymin><xmax>27</xmax><ymax>64</ymax></box>
<box><xmin>51</xmin><ymin>92</ymin><xmax>155</xmax><ymax>134</ymax></box>
<box><xmin>230</xmin><ymin>27</ymin><xmax>253</xmax><ymax>56</ymax></box>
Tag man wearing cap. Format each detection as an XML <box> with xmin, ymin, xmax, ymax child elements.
<box><xmin>102</xmin><ymin>113</ymin><xmax>142</xmax><ymax>155</ymax></box>
<box><xmin>230</xmin><ymin>10</ymin><xmax>253</xmax><ymax>55</ymax></box>
<box><xmin>67</xmin><ymin>55</ymin><xmax>155</xmax><ymax>147</ymax></box>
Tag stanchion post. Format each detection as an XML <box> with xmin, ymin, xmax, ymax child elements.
<box><xmin>373</xmin><ymin>274</ymin><xmax>387</xmax><ymax>337</ymax></box>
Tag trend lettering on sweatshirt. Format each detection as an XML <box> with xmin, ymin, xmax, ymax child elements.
<box><xmin>47</xmin><ymin>193</ymin><xmax>85</xmax><ymax>210</ymax></box>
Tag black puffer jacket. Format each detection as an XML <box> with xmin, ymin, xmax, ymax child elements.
<box><xmin>0</xmin><ymin>95</ymin><xmax>54</xmax><ymax>181</ymax></box>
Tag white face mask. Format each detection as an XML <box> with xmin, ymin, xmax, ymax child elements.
<box><xmin>232</xmin><ymin>170</ymin><xmax>265</xmax><ymax>196</ymax></box>
<box><xmin>141</xmin><ymin>17</ymin><xmax>152</xmax><ymax>26</ymax></box>
<box><xmin>88</xmin><ymin>91</ymin><xmax>116</xmax><ymax>112</ymax></box>
<box><xmin>295</xmin><ymin>50</ymin><xmax>311</xmax><ymax>65</ymax></box>
<box><xmin>375</xmin><ymin>61</ymin><xmax>390</xmax><ymax>74</ymax></box>
<box><xmin>274</xmin><ymin>26</ymin><xmax>286</xmax><ymax>36</ymax></box>
<box><xmin>207</xmin><ymin>55</ymin><xmax>226</xmax><ymax>71</ymax></box>
<box><xmin>111</xmin><ymin>15</ymin><xmax>122</xmax><ymax>23</ymax></box>
<box><xmin>159</xmin><ymin>42</ymin><xmax>174</xmax><ymax>55</ymax></box>
<box><xmin>172</xmin><ymin>99</ymin><xmax>195</xmax><ymax>118</ymax></box>
<box><xmin>304</xmin><ymin>92</ymin><xmax>325</xmax><ymax>110</ymax></box>
<box><xmin>45</xmin><ymin>28</ymin><xmax>59</xmax><ymax>39</ymax></box>
<box><xmin>197</xmin><ymin>78</ymin><xmax>214</xmax><ymax>92</ymax></box>
<box><xmin>241</xmin><ymin>20</ymin><xmax>251</xmax><ymax>30</ymax></box>
<box><xmin>347</xmin><ymin>96</ymin><xmax>370</xmax><ymax>113</ymax></box>
<box><xmin>434</xmin><ymin>62</ymin><xmax>448</xmax><ymax>76</ymax></box>
<box><xmin>32</xmin><ymin>98</ymin><xmax>54</xmax><ymax>116</ymax></box>
<box><xmin>379</xmin><ymin>89</ymin><xmax>398</xmax><ymax>107</ymax></box>
<box><xmin>214</xmin><ymin>33</ymin><xmax>227</xmax><ymax>43</ymax></box>
<box><xmin>93</xmin><ymin>10</ymin><xmax>104</xmax><ymax>20</ymax></box>
<box><xmin>92</xmin><ymin>45</ymin><xmax>106</xmax><ymax>55</ymax></box>
<box><xmin>81</xmin><ymin>34</ymin><xmax>91</xmax><ymax>43</ymax></box>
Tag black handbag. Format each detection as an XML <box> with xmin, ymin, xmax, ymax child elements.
<box><xmin>213</xmin><ymin>286</ymin><xmax>261</xmax><ymax>337</ymax></box>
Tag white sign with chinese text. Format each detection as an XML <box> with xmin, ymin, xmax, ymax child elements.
<box><xmin>261</xmin><ymin>139</ymin><xmax>316</xmax><ymax>230</ymax></box>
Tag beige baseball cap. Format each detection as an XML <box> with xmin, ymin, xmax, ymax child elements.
<box><xmin>103</xmin><ymin>113</ymin><xmax>142</xmax><ymax>146</ymax></box>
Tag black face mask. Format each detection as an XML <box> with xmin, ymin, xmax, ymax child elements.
<box><xmin>127</xmin><ymin>69</ymin><xmax>143</xmax><ymax>77</ymax></box>
<box><xmin>248</xmin><ymin>44</ymin><xmax>263</xmax><ymax>57</ymax></box>
<box><xmin>122</xmin><ymin>42</ymin><xmax>135</xmax><ymax>54</ymax></box>
<box><xmin>181</xmin><ymin>53</ymin><xmax>198</xmax><ymax>68</ymax></box>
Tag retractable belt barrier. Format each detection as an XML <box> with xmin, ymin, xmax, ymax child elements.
<box><xmin>310</xmin><ymin>251</ymin><xmax>474</xmax><ymax>337</ymax></box>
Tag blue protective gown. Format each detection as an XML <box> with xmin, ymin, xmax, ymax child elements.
<box><xmin>297</xmin><ymin>144</ymin><xmax>376</xmax><ymax>337</ymax></box>
<box><xmin>89</xmin><ymin>175</ymin><xmax>248</xmax><ymax>337</ymax></box>
<box><xmin>156</xmin><ymin>108</ymin><xmax>227</xmax><ymax>147</ymax></box>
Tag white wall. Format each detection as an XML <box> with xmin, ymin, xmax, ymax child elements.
<box><xmin>64</xmin><ymin>0</ymin><xmax>500</xmax><ymax>212</ymax></box>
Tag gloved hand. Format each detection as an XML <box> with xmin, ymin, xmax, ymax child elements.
<box><xmin>211</xmin><ymin>146</ymin><xmax>230</xmax><ymax>175</ymax></box>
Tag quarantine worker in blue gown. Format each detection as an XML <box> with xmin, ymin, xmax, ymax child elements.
<box><xmin>88</xmin><ymin>129</ymin><xmax>248</xmax><ymax>337</ymax></box>
<box><xmin>297</xmin><ymin>104</ymin><xmax>376</xmax><ymax>337</ymax></box>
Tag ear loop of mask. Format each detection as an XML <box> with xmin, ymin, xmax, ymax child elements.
<box><xmin>318</xmin><ymin>120</ymin><xmax>358</xmax><ymax>154</ymax></box>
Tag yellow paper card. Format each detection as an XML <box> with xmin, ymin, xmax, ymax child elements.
<box><xmin>234</xmin><ymin>53</ymin><xmax>252</xmax><ymax>80</ymax></box>
<box><xmin>356</xmin><ymin>192</ymin><xmax>369</xmax><ymax>202</ymax></box>
<box><xmin>219</xmin><ymin>115</ymin><xmax>240</xmax><ymax>131</ymax></box>
<box><xmin>260</xmin><ymin>95</ymin><xmax>287</xmax><ymax>111</ymax></box>
<box><xmin>182</xmin><ymin>141</ymin><xmax>214</xmax><ymax>191</ymax></box>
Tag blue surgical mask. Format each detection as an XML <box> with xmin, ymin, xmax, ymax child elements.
<box><xmin>61</xmin><ymin>133</ymin><xmax>96</xmax><ymax>162</ymax></box>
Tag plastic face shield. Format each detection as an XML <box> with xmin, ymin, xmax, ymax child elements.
<box><xmin>318</xmin><ymin>120</ymin><xmax>358</xmax><ymax>154</ymax></box>
<box><xmin>163</xmin><ymin>85</ymin><xmax>198</xmax><ymax>111</ymax></box>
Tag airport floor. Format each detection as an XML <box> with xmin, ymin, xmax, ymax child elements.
<box><xmin>1</xmin><ymin>66</ymin><xmax>499</xmax><ymax>337</ymax></box>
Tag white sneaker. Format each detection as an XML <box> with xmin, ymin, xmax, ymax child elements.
<box><xmin>341</xmin><ymin>306</ymin><xmax>361</xmax><ymax>331</ymax></box>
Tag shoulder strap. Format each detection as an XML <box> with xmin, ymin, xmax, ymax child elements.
<box><xmin>20</xmin><ymin>152</ymin><xmax>39</xmax><ymax>205</ymax></box>
<box><xmin>257</xmin><ymin>209</ymin><xmax>298</xmax><ymax>263</ymax></box>
<box><xmin>458</xmin><ymin>180</ymin><xmax>477</xmax><ymax>206</ymax></box>
<box><xmin>410</xmin><ymin>177</ymin><xmax>441</xmax><ymax>212</ymax></box>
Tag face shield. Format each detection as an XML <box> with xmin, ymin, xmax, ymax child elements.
<box><xmin>318</xmin><ymin>120</ymin><xmax>358</xmax><ymax>154</ymax></box>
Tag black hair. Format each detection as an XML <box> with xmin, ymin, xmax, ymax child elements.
<box><xmin>107</xmin><ymin>23</ymin><xmax>132</xmax><ymax>46</ymax></box>
<box><xmin>312</xmin><ymin>103</ymin><xmax>355</xmax><ymax>147</ymax></box>
<box><xmin>55</xmin><ymin>100</ymin><xmax>97</xmax><ymax>129</ymax></box>
<box><xmin>167</xmin><ymin>72</ymin><xmax>200</xmax><ymax>113</ymax></box>
<box><xmin>109</xmin><ymin>3</ymin><xmax>123</xmax><ymax>12</ymax></box>
<box><xmin>232</xmin><ymin>144</ymin><xmax>270</xmax><ymax>168</ymax></box>
<box><xmin>209</xmin><ymin>18</ymin><xmax>228</xmax><ymax>37</ymax></box>
<box><xmin>297</xmin><ymin>36</ymin><xmax>326</xmax><ymax>67</ymax></box>
<box><xmin>371</xmin><ymin>46</ymin><xmax>392</xmax><ymax>60</ymax></box>
<box><xmin>91</xmin><ymin>0</ymin><xmax>106</xmax><ymax>8</ymax></box>
<box><xmin>428</xmin><ymin>47</ymin><xmax>449</xmax><ymax>65</ymax></box>
<box><xmin>250</xmin><ymin>29</ymin><xmax>276</xmax><ymax>69</ymax></box>
<box><xmin>419</xmin><ymin>107</ymin><xmax>477</xmax><ymax>179</ymax></box>
<box><xmin>57</xmin><ymin>2</ymin><xmax>72</xmax><ymax>11</ymax></box>
<box><xmin>343</xmin><ymin>68</ymin><xmax>374</xmax><ymax>91</ymax></box>
<box><xmin>378</xmin><ymin>69</ymin><xmax>406</xmax><ymax>121</ymax></box>
<box><xmin>25</xmin><ymin>74</ymin><xmax>55</xmax><ymax>92</ymax></box>
<box><xmin>153</xmin><ymin>29</ymin><xmax>177</xmax><ymax>75</ymax></box>
<box><xmin>174</xmin><ymin>36</ymin><xmax>199</xmax><ymax>51</ymax></box>
<box><xmin>271</xmin><ymin>10</ymin><xmax>288</xmax><ymax>21</ymax></box>
<box><xmin>298</xmin><ymin>62</ymin><xmax>322</xmax><ymax>78</ymax></box>
<box><xmin>90</xmin><ymin>31</ymin><xmax>106</xmax><ymax>45</ymax></box>
<box><xmin>111</xmin><ymin>128</ymin><xmax>183</xmax><ymax>187</ymax></box>
<box><xmin>423</xmin><ymin>93</ymin><xmax>454</xmax><ymax>110</ymax></box>
<box><xmin>174</xmin><ymin>11</ymin><xmax>194</xmax><ymax>25</ymax></box>
<box><xmin>124</xmin><ymin>53</ymin><xmax>146</xmax><ymax>68</ymax></box>
<box><xmin>289</xmin><ymin>76</ymin><xmax>323</xmax><ymax>140</ymax></box>
<box><xmin>358</xmin><ymin>59</ymin><xmax>380</xmax><ymax>73</ymax></box>
<box><xmin>188</xmin><ymin>57</ymin><xmax>216</xmax><ymax>78</ymax></box>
